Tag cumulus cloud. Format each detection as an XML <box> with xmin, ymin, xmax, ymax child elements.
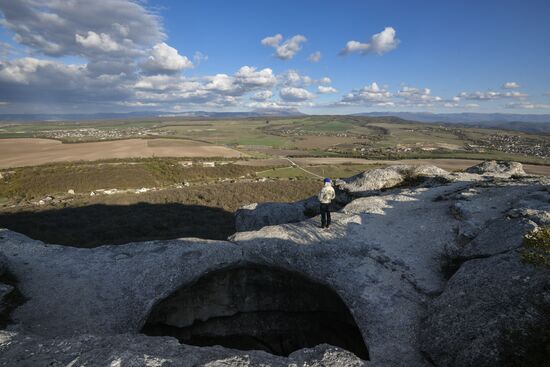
<box><xmin>319</xmin><ymin>77</ymin><xmax>331</xmax><ymax>85</ymax></box>
<box><xmin>251</xmin><ymin>90</ymin><xmax>273</xmax><ymax>101</ymax></box>
<box><xmin>279</xmin><ymin>70</ymin><xmax>313</xmax><ymax>87</ymax></box>
<box><xmin>308</xmin><ymin>51</ymin><xmax>321</xmax><ymax>62</ymax></box>
<box><xmin>0</xmin><ymin>0</ymin><xmax>164</xmax><ymax>58</ymax></box>
<box><xmin>75</xmin><ymin>31</ymin><xmax>120</xmax><ymax>52</ymax></box>
<box><xmin>340</xmin><ymin>82</ymin><xmax>392</xmax><ymax>104</ymax></box>
<box><xmin>279</xmin><ymin>87</ymin><xmax>315</xmax><ymax>101</ymax></box>
<box><xmin>395</xmin><ymin>86</ymin><xmax>442</xmax><ymax>105</ymax></box>
<box><xmin>132</xmin><ymin>66</ymin><xmax>277</xmax><ymax>108</ymax></box>
<box><xmin>140</xmin><ymin>43</ymin><xmax>193</xmax><ymax>75</ymax></box>
<box><xmin>502</xmin><ymin>81</ymin><xmax>520</xmax><ymax>89</ymax></box>
<box><xmin>340</xmin><ymin>27</ymin><xmax>399</xmax><ymax>56</ymax></box>
<box><xmin>0</xmin><ymin>57</ymin><xmax>133</xmax><ymax>105</ymax></box>
<box><xmin>318</xmin><ymin>86</ymin><xmax>337</xmax><ymax>94</ymax></box>
<box><xmin>458</xmin><ymin>90</ymin><xmax>528</xmax><ymax>100</ymax></box>
<box><xmin>261</xmin><ymin>34</ymin><xmax>307</xmax><ymax>60</ymax></box>
<box><xmin>0</xmin><ymin>57</ymin><xmax>81</xmax><ymax>85</ymax></box>
<box><xmin>506</xmin><ymin>102</ymin><xmax>550</xmax><ymax>109</ymax></box>
<box><xmin>235</xmin><ymin>66</ymin><xmax>277</xmax><ymax>88</ymax></box>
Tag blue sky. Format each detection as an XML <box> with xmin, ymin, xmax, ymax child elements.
<box><xmin>0</xmin><ymin>0</ymin><xmax>549</xmax><ymax>114</ymax></box>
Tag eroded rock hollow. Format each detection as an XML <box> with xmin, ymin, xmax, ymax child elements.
<box><xmin>141</xmin><ymin>265</ymin><xmax>370</xmax><ymax>360</ymax></box>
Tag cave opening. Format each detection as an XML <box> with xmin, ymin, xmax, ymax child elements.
<box><xmin>141</xmin><ymin>265</ymin><xmax>369</xmax><ymax>360</ymax></box>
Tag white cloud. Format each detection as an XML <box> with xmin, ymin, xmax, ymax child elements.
<box><xmin>458</xmin><ymin>90</ymin><xmax>528</xmax><ymax>100</ymax></box>
<box><xmin>319</xmin><ymin>77</ymin><xmax>331</xmax><ymax>85</ymax></box>
<box><xmin>340</xmin><ymin>82</ymin><xmax>392</xmax><ymax>104</ymax></box>
<box><xmin>260</xmin><ymin>34</ymin><xmax>282</xmax><ymax>47</ymax></box>
<box><xmin>506</xmin><ymin>102</ymin><xmax>550</xmax><ymax>109</ymax></box>
<box><xmin>308</xmin><ymin>51</ymin><xmax>321</xmax><ymax>63</ymax></box>
<box><xmin>261</xmin><ymin>34</ymin><xmax>307</xmax><ymax>60</ymax></box>
<box><xmin>458</xmin><ymin>91</ymin><xmax>529</xmax><ymax>101</ymax></box>
<box><xmin>279</xmin><ymin>87</ymin><xmax>315</xmax><ymax>101</ymax></box>
<box><xmin>502</xmin><ymin>81</ymin><xmax>520</xmax><ymax>89</ymax></box>
<box><xmin>0</xmin><ymin>57</ymin><xmax>81</xmax><ymax>84</ymax></box>
<box><xmin>279</xmin><ymin>70</ymin><xmax>313</xmax><ymax>87</ymax></box>
<box><xmin>340</xmin><ymin>27</ymin><xmax>399</xmax><ymax>56</ymax></box>
<box><xmin>140</xmin><ymin>43</ymin><xmax>193</xmax><ymax>75</ymax></box>
<box><xmin>75</xmin><ymin>31</ymin><xmax>120</xmax><ymax>52</ymax></box>
<box><xmin>318</xmin><ymin>86</ymin><xmax>337</xmax><ymax>94</ymax></box>
<box><xmin>0</xmin><ymin>0</ymin><xmax>164</xmax><ymax>58</ymax></box>
<box><xmin>204</xmin><ymin>73</ymin><xmax>237</xmax><ymax>94</ymax></box>
<box><xmin>395</xmin><ymin>86</ymin><xmax>442</xmax><ymax>105</ymax></box>
<box><xmin>251</xmin><ymin>90</ymin><xmax>273</xmax><ymax>101</ymax></box>
<box><xmin>193</xmin><ymin>51</ymin><xmax>208</xmax><ymax>64</ymax></box>
<box><xmin>464</xmin><ymin>103</ymin><xmax>480</xmax><ymax>108</ymax></box>
<box><xmin>235</xmin><ymin>66</ymin><xmax>276</xmax><ymax>88</ymax></box>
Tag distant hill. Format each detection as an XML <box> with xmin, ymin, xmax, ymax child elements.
<box><xmin>353</xmin><ymin>112</ymin><xmax>550</xmax><ymax>133</ymax></box>
<box><xmin>0</xmin><ymin>108</ymin><xmax>305</xmax><ymax>123</ymax></box>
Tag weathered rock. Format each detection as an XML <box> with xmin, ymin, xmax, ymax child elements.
<box><xmin>465</xmin><ymin>160</ymin><xmax>525</xmax><ymax>176</ymax></box>
<box><xmin>337</xmin><ymin>165</ymin><xmax>450</xmax><ymax>196</ymax></box>
<box><xmin>460</xmin><ymin>217</ymin><xmax>536</xmax><ymax>258</ymax></box>
<box><xmin>421</xmin><ymin>252</ymin><xmax>550</xmax><ymax>367</ymax></box>
<box><xmin>0</xmin><ymin>331</ymin><xmax>368</xmax><ymax>367</ymax></box>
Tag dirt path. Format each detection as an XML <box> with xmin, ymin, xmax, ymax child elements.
<box><xmin>0</xmin><ymin>138</ymin><xmax>244</xmax><ymax>168</ymax></box>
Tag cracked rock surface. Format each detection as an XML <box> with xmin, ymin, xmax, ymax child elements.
<box><xmin>0</xmin><ymin>161</ymin><xmax>549</xmax><ymax>367</ymax></box>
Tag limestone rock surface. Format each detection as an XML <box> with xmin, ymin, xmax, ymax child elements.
<box><xmin>465</xmin><ymin>160</ymin><xmax>525</xmax><ymax>176</ymax></box>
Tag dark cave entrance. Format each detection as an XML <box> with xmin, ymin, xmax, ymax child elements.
<box><xmin>141</xmin><ymin>265</ymin><xmax>369</xmax><ymax>360</ymax></box>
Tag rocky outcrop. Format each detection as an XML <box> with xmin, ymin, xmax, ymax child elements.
<box><xmin>336</xmin><ymin>164</ymin><xmax>450</xmax><ymax>196</ymax></box>
<box><xmin>421</xmin><ymin>252</ymin><xmax>550</xmax><ymax>367</ymax></box>
<box><xmin>0</xmin><ymin>331</ymin><xmax>365</xmax><ymax>367</ymax></box>
<box><xmin>0</xmin><ymin>162</ymin><xmax>548</xmax><ymax>367</ymax></box>
<box><xmin>465</xmin><ymin>160</ymin><xmax>525</xmax><ymax>176</ymax></box>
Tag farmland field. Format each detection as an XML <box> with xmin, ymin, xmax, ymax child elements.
<box><xmin>0</xmin><ymin>138</ymin><xmax>243</xmax><ymax>168</ymax></box>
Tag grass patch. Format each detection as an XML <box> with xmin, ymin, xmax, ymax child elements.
<box><xmin>0</xmin><ymin>158</ymin><xmax>271</xmax><ymax>200</ymax></box>
<box><xmin>521</xmin><ymin>227</ymin><xmax>550</xmax><ymax>268</ymax></box>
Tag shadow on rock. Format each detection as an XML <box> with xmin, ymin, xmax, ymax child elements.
<box><xmin>0</xmin><ymin>202</ymin><xmax>235</xmax><ymax>247</ymax></box>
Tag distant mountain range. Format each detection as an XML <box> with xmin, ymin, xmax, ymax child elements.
<box><xmin>0</xmin><ymin>108</ymin><xmax>305</xmax><ymax>123</ymax></box>
<box><xmin>353</xmin><ymin>112</ymin><xmax>550</xmax><ymax>133</ymax></box>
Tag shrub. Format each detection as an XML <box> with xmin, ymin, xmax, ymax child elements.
<box><xmin>521</xmin><ymin>227</ymin><xmax>550</xmax><ymax>268</ymax></box>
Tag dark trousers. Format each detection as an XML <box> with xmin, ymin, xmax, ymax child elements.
<box><xmin>320</xmin><ymin>203</ymin><xmax>331</xmax><ymax>228</ymax></box>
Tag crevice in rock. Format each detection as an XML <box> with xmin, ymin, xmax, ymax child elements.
<box><xmin>0</xmin><ymin>271</ymin><xmax>26</xmax><ymax>329</ymax></box>
<box><xmin>420</xmin><ymin>350</ymin><xmax>439</xmax><ymax>367</ymax></box>
<box><xmin>141</xmin><ymin>265</ymin><xmax>369</xmax><ymax>360</ymax></box>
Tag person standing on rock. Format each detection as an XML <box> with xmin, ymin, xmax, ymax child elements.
<box><xmin>318</xmin><ymin>178</ymin><xmax>336</xmax><ymax>229</ymax></box>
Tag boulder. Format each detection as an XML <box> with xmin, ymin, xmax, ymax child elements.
<box><xmin>465</xmin><ymin>160</ymin><xmax>525</xmax><ymax>176</ymax></box>
<box><xmin>337</xmin><ymin>165</ymin><xmax>450</xmax><ymax>196</ymax></box>
<box><xmin>421</xmin><ymin>252</ymin><xmax>550</xmax><ymax>367</ymax></box>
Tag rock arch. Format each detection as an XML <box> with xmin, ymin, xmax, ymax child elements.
<box><xmin>141</xmin><ymin>264</ymin><xmax>369</xmax><ymax>360</ymax></box>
